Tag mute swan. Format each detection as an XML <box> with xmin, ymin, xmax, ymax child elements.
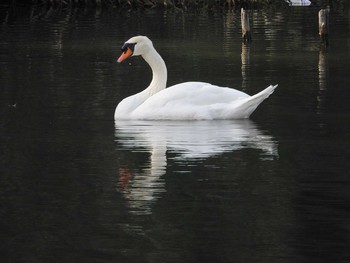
<box><xmin>115</xmin><ymin>36</ymin><xmax>277</xmax><ymax>120</ymax></box>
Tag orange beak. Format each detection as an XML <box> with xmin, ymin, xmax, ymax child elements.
<box><xmin>117</xmin><ymin>47</ymin><xmax>133</xmax><ymax>63</ymax></box>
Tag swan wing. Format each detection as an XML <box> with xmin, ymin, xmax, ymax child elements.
<box><xmin>130</xmin><ymin>82</ymin><xmax>256</xmax><ymax>120</ymax></box>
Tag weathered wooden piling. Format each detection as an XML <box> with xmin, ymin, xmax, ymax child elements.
<box><xmin>318</xmin><ymin>8</ymin><xmax>330</xmax><ymax>46</ymax></box>
<box><xmin>241</xmin><ymin>8</ymin><xmax>251</xmax><ymax>43</ymax></box>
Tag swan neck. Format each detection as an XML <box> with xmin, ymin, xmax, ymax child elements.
<box><xmin>142</xmin><ymin>48</ymin><xmax>167</xmax><ymax>95</ymax></box>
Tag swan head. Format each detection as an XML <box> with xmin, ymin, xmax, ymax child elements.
<box><xmin>117</xmin><ymin>36</ymin><xmax>153</xmax><ymax>63</ymax></box>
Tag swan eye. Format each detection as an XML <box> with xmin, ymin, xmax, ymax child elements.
<box><xmin>121</xmin><ymin>43</ymin><xmax>136</xmax><ymax>54</ymax></box>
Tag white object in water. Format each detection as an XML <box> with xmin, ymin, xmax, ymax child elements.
<box><xmin>285</xmin><ymin>0</ymin><xmax>311</xmax><ymax>6</ymax></box>
<box><xmin>115</xmin><ymin>36</ymin><xmax>277</xmax><ymax>120</ymax></box>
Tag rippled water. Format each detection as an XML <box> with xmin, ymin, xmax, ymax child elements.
<box><xmin>1</xmin><ymin>5</ymin><xmax>350</xmax><ymax>263</ymax></box>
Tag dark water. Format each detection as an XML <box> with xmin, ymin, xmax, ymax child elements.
<box><xmin>1</xmin><ymin>5</ymin><xmax>350</xmax><ymax>263</ymax></box>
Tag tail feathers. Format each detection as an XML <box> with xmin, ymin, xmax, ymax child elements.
<box><xmin>251</xmin><ymin>84</ymin><xmax>277</xmax><ymax>101</ymax></box>
<box><xmin>228</xmin><ymin>84</ymin><xmax>277</xmax><ymax>118</ymax></box>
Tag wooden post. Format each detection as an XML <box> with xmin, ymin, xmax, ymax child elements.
<box><xmin>241</xmin><ymin>8</ymin><xmax>251</xmax><ymax>43</ymax></box>
<box><xmin>319</xmin><ymin>8</ymin><xmax>330</xmax><ymax>46</ymax></box>
<box><xmin>227</xmin><ymin>0</ymin><xmax>235</xmax><ymax>10</ymax></box>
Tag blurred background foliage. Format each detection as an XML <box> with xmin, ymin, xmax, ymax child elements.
<box><xmin>2</xmin><ymin>0</ymin><xmax>349</xmax><ymax>9</ymax></box>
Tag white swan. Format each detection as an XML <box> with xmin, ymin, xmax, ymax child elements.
<box><xmin>115</xmin><ymin>36</ymin><xmax>277</xmax><ymax>120</ymax></box>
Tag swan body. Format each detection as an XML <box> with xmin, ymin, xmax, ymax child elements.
<box><xmin>115</xmin><ymin>36</ymin><xmax>277</xmax><ymax>120</ymax></box>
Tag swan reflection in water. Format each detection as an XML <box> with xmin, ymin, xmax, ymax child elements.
<box><xmin>115</xmin><ymin>120</ymin><xmax>278</xmax><ymax>215</ymax></box>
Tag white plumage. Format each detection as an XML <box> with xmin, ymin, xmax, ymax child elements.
<box><xmin>115</xmin><ymin>36</ymin><xmax>277</xmax><ymax>120</ymax></box>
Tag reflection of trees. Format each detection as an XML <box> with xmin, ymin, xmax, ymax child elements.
<box><xmin>223</xmin><ymin>9</ymin><xmax>236</xmax><ymax>55</ymax></box>
<box><xmin>2</xmin><ymin>7</ymin><xmax>118</xmax><ymax>120</ymax></box>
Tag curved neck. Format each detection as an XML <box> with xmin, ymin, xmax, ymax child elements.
<box><xmin>142</xmin><ymin>48</ymin><xmax>167</xmax><ymax>96</ymax></box>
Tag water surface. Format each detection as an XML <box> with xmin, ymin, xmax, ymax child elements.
<box><xmin>1</xmin><ymin>5</ymin><xmax>350</xmax><ymax>263</ymax></box>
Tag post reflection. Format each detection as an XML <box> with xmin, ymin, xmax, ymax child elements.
<box><xmin>241</xmin><ymin>43</ymin><xmax>251</xmax><ymax>90</ymax></box>
<box><xmin>317</xmin><ymin>48</ymin><xmax>329</xmax><ymax>114</ymax></box>
<box><xmin>115</xmin><ymin>120</ymin><xmax>278</xmax><ymax>215</ymax></box>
